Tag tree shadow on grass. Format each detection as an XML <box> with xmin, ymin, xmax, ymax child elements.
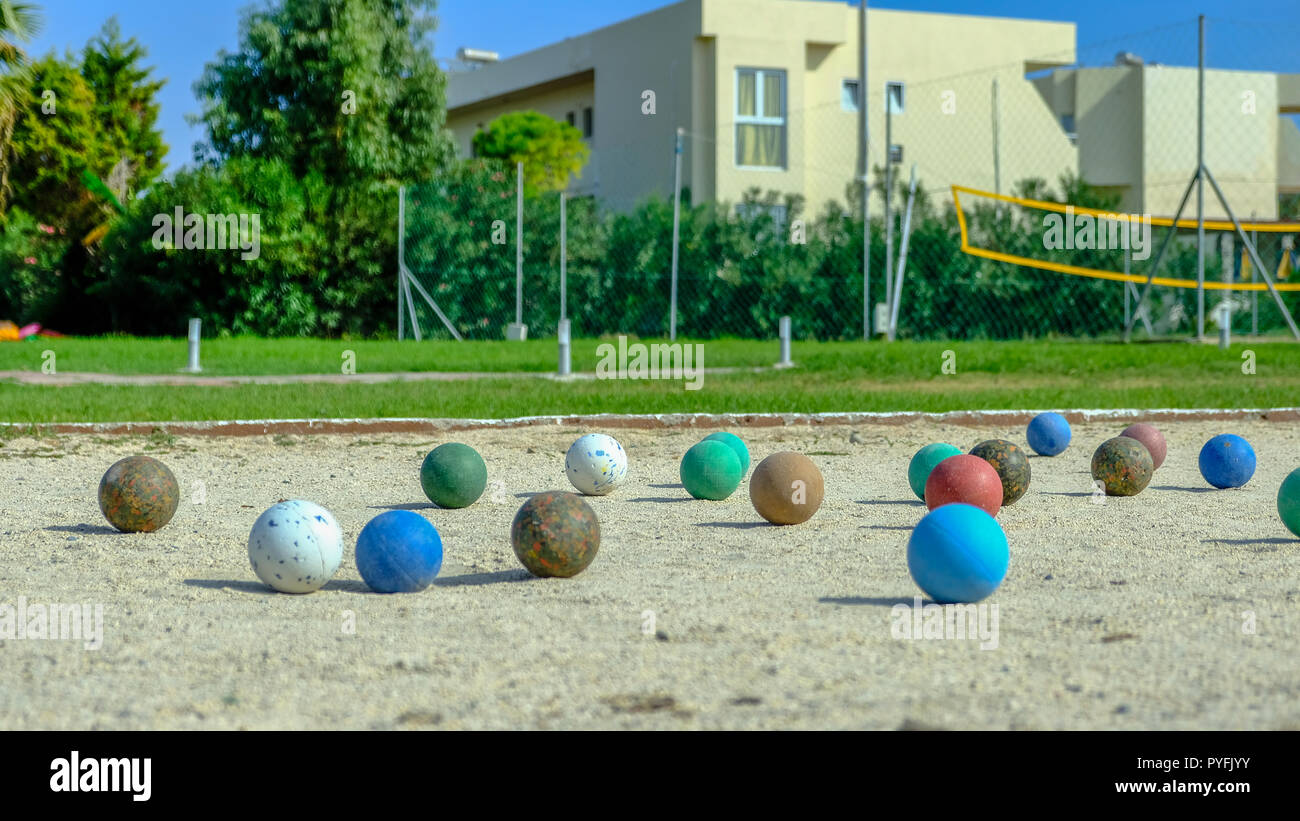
<box><xmin>46</xmin><ymin>523</ymin><xmax>122</xmax><ymax>536</ymax></box>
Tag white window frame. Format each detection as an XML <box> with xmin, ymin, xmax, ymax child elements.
<box><xmin>841</xmin><ymin>78</ymin><xmax>861</xmax><ymax>113</ymax></box>
<box><xmin>735</xmin><ymin>67</ymin><xmax>787</xmax><ymax>171</ymax></box>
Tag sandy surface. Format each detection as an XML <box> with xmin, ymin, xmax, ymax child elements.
<box><xmin>1</xmin><ymin>419</ymin><xmax>1298</xmax><ymax>730</ymax></box>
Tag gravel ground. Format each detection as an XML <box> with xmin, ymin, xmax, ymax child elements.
<box><xmin>1</xmin><ymin>419</ymin><xmax>1297</xmax><ymax>730</ymax></box>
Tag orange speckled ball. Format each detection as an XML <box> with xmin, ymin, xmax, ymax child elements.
<box><xmin>749</xmin><ymin>451</ymin><xmax>824</xmax><ymax>525</ymax></box>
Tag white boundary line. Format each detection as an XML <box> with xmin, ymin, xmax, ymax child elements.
<box><xmin>3</xmin><ymin>407</ymin><xmax>1298</xmax><ymax>435</ymax></box>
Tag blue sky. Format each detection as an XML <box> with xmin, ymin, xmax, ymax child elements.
<box><xmin>28</xmin><ymin>0</ymin><xmax>1300</xmax><ymax>174</ymax></box>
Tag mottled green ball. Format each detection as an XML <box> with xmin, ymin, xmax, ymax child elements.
<box><xmin>970</xmin><ymin>439</ymin><xmax>1032</xmax><ymax>506</ymax></box>
<box><xmin>1091</xmin><ymin>436</ymin><xmax>1154</xmax><ymax>496</ymax></box>
<box><xmin>681</xmin><ymin>440</ymin><xmax>743</xmax><ymax>500</ymax></box>
<box><xmin>907</xmin><ymin>443</ymin><xmax>963</xmax><ymax>500</ymax></box>
<box><xmin>702</xmin><ymin>432</ymin><xmax>750</xmax><ymax>476</ymax></box>
<box><xmin>511</xmin><ymin>491</ymin><xmax>600</xmax><ymax>578</ymax></box>
<box><xmin>1277</xmin><ymin>468</ymin><xmax>1300</xmax><ymax>539</ymax></box>
<box><xmin>420</xmin><ymin>443</ymin><xmax>487</xmax><ymax>509</ymax></box>
<box><xmin>98</xmin><ymin>454</ymin><xmax>180</xmax><ymax>533</ymax></box>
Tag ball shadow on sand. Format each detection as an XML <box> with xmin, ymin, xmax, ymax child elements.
<box><xmin>46</xmin><ymin>523</ymin><xmax>124</xmax><ymax>536</ymax></box>
<box><xmin>818</xmin><ymin>595</ymin><xmax>930</xmax><ymax>607</ymax></box>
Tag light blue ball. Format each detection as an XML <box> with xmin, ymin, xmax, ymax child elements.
<box><xmin>1026</xmin><ymin>412</ymin><xmax>1071</xmax><ymax>456</ymax></box>
<box><xmin>1199</xmin><ymin>434</ymin><xmax>1256</xmax><ymax>489</ymax></box>
<box><xmin>907</xmin><ymin>503</ymin><xmax>1009</xmax><ymax>604</ymax></box>
<box><xmin>356</xmin><ymin>510</ymin><xmax>444</xmax><ymax>593</ymax></box>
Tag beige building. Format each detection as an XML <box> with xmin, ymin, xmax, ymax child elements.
<box><xmin>445</xmin><ymin>0</ymin><xmax>1299</xmax><ymax>220</ymax></box>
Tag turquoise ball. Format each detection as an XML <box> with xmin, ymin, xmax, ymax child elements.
<box><xmin>680</xmin><ymin>440</ymin><xmax>743</xmax><ymax>500</ymax></box>
<box><xmin>702</xmin><ymin>431</ymin><xmax>750</xmax><ymax>477</ymax></box>
<box><xmin>907</xmin><ymin>443</ymin><xmax>963</xmax><ymax>500</ymax></box>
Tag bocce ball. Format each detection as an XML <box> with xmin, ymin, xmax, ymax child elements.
<box><xmin>680</xmin><ymin>440</ymin><xmax>743</xmax><ymax>500</ymax></box>
<box><xmin>924</xmin><ymin>454</ymin><xmax>1003</xmax><ymax>517</ymax></box>
<box><xmin>1091</xmin><ymin>436</ymin><xmax>1154</xmax><ymax>496</ymax></box>
<box><xmin>1278</xmin><ymin>468</ymin><xmax>1300</xmax><ymax>539</ymax></box>
<box><xmin>511</xmin><ymin>491</ymin><xmax>600</xmax><ymax>578</ymax></box>
<box><xmin>749</xmin><ymin>451</ymin><xmax>824</xmax><ymax>525</ymax></box>
<box><xmin>248</xmin><ymin>500</ymin><xmax>343</xmax><ymax>594</ymax></box>
<box><xmin>969</xmin><ymin>439</ymin><xmax>1031</xmax><ymax>506</ymax></box>
<box><xmin>702</xmin><ymin>431</ymin><xmax>750</xmax><ymax>477</ymax></box>
<box><xmin>1120</xmin><ymin>423</ymin><xmax>1167</xmax><ymax>470</ymax></box>
<box><xmin>355</xmin><ymin>510</ymin><xmax>443</xmax><ymax>593</ymax></box>
<box><xmin>98</xmin><ymin>454</ymin><xmax>180</xmax><ymax>533</ymax></box>
<box><xmin>907</xmin><ymin>503</ymin><xmax>1010</xmax><ymax>604</ymax></box>
<box><xmin>907</xmin><ymin>443</ymin><xmax>963</xmax><ymax>500</ymax></box>
<box><xmin>565</xmin><ymin>433</ymin><xmax>628</xmax><ymax>495</ymax></box>
<box><xmin>1026</xmin><ymin>412</ymin><xmax>1071</xmax><ymax>457</ymax></box>
<box><xmin>420</xmin><ymin>442</ymin><xmax>488</xmax><ymax>508</ymax></box>
<box><xmin>1199</xmin><ymin>434</ymin><xmax>1256</xmax><ymax>489</ymax></box>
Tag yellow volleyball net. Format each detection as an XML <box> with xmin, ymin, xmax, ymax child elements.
<box><xmin>952</xmin><ymin>184</ymin><xmax>1300</xmax><ymax>293</ymax></box>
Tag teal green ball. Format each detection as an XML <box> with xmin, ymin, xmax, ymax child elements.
<box><xmin>908</xmin><ymin>443</ymin><xmax>963</xmax><ymax>500</ymax></box>
<box><xmin>1279</xmin><ymin>468</ymin><xmax>1300</xmax><ymax>539</ymax></box>
<box><xmin>680</xmin><ymin>440</ymin><xmax>743</xmax><ymax>500</ymax></box>
<box><xmin>420</xmin><ymin>443</ymin><xmax>487</xmax><ymax>508</ymax></box>
<box><xmin>702</xmin><ymin>431</ymin><xmax>750</xmax><ymax>476</ymax></box>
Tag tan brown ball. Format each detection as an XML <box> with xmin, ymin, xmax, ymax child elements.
<box><xmin>748</xmin><ymin>451</ymin><xmax>825</xmax><ymax>525</ymax></box>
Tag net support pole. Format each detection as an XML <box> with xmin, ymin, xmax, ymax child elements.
<box><xmin>888</xmin><ymin>163</ymin><xmax>917</xmax><ymax>341</ymax></box>
<box><xmin>1124</xmin><ymin>171</ymin><xmax>1199</xmax><ymax>341</ymax></box>
<box><xmin>398</xmin><ymin>186</ymin><xmax>406</xmax><ymax>341</ymax></box>
<box><xmin>669</xmin><ymin>127</ymin><xmax>684</xmax><ymax>342</ymax></box>
<box><xmin>1196</xmin><ymin>14</ymin><xmax>1206</xmax><ymax>341</ymax></box>
<box><xmin>859</xmin><ymin>0</ymin><xmax>870</xmax><ymax>339</ymax></box>
<box><xmin>1203</xmin><ymin>166</ymin><xmax>1300</xmax><ymax>340</ymax></box>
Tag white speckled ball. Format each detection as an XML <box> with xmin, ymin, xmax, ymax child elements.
<box><xmin>565</xmin><ymin>433</ymin><xmax>628</xmax><ymax>495</ymax></box>
<box><xmin>248</xmin><ymin>500</ymin><xmax>344</xmax><ymax>594</ymax></box>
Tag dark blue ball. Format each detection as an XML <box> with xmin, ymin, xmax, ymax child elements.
<box><xmin>1026</xmin><ymin>412</ymin><xmax>1071</xmax><ymax>456</ymax></box>
<box><xmin>1198</xmin><ymin>434</ymin><xmax>1256</xmax><ymax>489</ymax></box>
<box><xmin>907</xmin><ymin>503</ymin><xmax>1009</xmax><ymax>604</ymax></box>
<box><xmin>356</xmin><ymin>510</ymin><xmax>443</xmax><ymax>593</ymax></box>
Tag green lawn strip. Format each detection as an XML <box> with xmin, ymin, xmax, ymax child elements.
<box><xmin>1</xmin><ymin>367</ymin><xmax>1295</xmax><ymax>423</ymax></box>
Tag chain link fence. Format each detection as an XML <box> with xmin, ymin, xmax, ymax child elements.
<box><xmin>402</xmin><ymin>16</ymin><xmax>1300</xmax><ymax>342</ymax></box>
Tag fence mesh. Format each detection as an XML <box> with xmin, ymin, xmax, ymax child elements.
<box><xmin>401</xmin><ymin>16</ymin><xmax>1300</xmax><ymax>342</ymax></box>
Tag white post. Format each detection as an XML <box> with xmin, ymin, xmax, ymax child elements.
<box><xmin>183</xmin><ymin>318</ymin><xmax>201</xmax><ymax>372</ymax></box>
<box><xmin>888</xmin><ymin>164</ymin><xmax>918</xmax><ymax>341</ymax></box>
<box><xmin>670</xmin><ymin>127</ymin><xmax>684</xmax><ymax>341</ymax></box>
<box><xmin>560</xmin><ymin>192</ymin><xmax>567</xmax><ymax>323</ymax></box>
<box><xmin>558</xmin><ymin>318</ymin><xmax>571</xmax><ymax>376</ymax></box>
<box><xmin>777</xmin><ymin>315</ymin><xmax>792</xmax><ymax>368</ymax></box>
<box><xmin>507</xmin><ymin>162</ymin><xmax>528</xmax><ymax>341</ymax></box>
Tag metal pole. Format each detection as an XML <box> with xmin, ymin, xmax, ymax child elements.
<box><xmin>992</xmin><ymin>77</ymin><xmax>1001</xmax><ymax>195</ymax></box>
<box><xmin>778</xmin><ymin>315</ymin><xmax>792</xmax><ymax>367</ymax></box>
<box><xmin>516</xmin><ymin>161</ymin><xmax>524</xmax><ymax>327</ymax></box>
<box><xmin>1196</xmin><ymin>14</ymin><xmax>1206</xmax><ymax>341</ymax></box>
<box><xmin>1123</xmin><ymin>245</ymin><xmax>1130</xmax><ymax>332</ymax></box>
<box><xmin>1203</xmin><ymin>165</ymin><xmax>1300</xmax><ymax>340</ymax></box>
<box><xmin>558</xmin><ymin>318</ymin><xmax>571</xmax><ymax>376</ymax></box>
<box><xmin>1251</xmin><ymin>223</ymin><xmax>1259</xmax><ymax>335</ymax></box>
<box><xmin>884</xmin><ymin>99</ymin><xmax>893</xmax><ymax>323</ymax></box>
<box><xmin>888</xmin><ymin>164</ymin><xmax>917</xmax><ymax>341</ymax></box>
<box><xmin>398</xmin><ymin>186</ymin><xmax>406</xmax><ymax>341</ymax></box>
<box><xmin>859</xmin><ymin>0</ymin><xmax>870</xmax><ymax>339</ymax></box>
<box><xmin>560</xmin><ymin>192</ymin><xmax>567</xmax><ymax>323</ymax></box>
<box><xmin>670</xmin><ymin>127</ymin><xmax>684</xmax><ymax>341</ymax></box>
<box><xmin>1220</xmin><ymin>232</ymin><xmax>1232</xmax><ymax>349</ymax></box>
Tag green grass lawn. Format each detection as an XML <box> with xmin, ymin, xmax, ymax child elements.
<box><xmin>1</xmin><ymin>336</ymin><xmax>1295</xmax><ymax>423</ymax></box>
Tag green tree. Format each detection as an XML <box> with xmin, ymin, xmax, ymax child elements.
<box><xmin>7</xmin><ymin>53</ymin><xmax>113</xmax><ymax>231</ymax></box>
<box><xmin>80</xmin><ymin>17</ymin><xmax>167</xmax><ymax>197</ymax></box>
<box><xmin>0</xmin><ymin>0</ymin><xmax>41</xmax><ymax>210</ymax></box>
<box><xmin>193</xmin><ymin>0</ymin><xmax>453</xmax><ymax>185</ymax></box>
<box><xmin>472</xmin><ymin>110</ymin><xmax>589</xmax><ymax>195</ymax></box>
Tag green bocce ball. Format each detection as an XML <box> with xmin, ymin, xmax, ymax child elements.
<box><xmin>420</xmin><ymin>443</ymin><xmax>488</xmax><ymax>509</ymax></box>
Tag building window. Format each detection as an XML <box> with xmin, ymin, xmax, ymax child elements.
<box><xmin>566</xmin><ymin>111</ymin><xmax>575</xmax><ymax>127</ymax></box>
<box><xmin>735</xmin><ymin>68</ymin><xmax>785</xmax><ymax>169</ymax></box>
<box><xmin>582</xmin><ymin>106</ymin><xmax>593</xmax><ymax>139</ymax></box>
<box><xmin>885</xmin><ymin>81</ymin><xmax>905</xmax><ymax>114</ymax></box>
<box><xmin>842</xmin><ymin>79</ymin><xmax>860</xmax><ymax>113</ymax></box>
